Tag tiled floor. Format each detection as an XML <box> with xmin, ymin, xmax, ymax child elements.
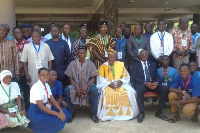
<box><xmin>1</xmin><ymin>102</ymin><xmax>200</xmax><ymax>133</ymax></box>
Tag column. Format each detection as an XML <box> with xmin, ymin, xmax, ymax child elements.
<box><xmin>104</xmin><ymin>0</ymin><xmax>118</xmax><ymax>36</ymax></box>
<box><xmin>0</xmin><ymin>0</ymin><xmax>16</xmax><ymax>35</ymax></box>
<box><xmin>87</xmin><ymin>14</ymin><xmax>100</xmax><ymax>33</ymax></box>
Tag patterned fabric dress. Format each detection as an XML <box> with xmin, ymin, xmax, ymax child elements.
<box><xmin>71</xmin><ymin>39</ymin><xmax>87</xmax><ymax>61</ymax></box>
<box><xmin>1</xmin><ymin>99</ymin><xmax>30</xmax><ymax>128</ymax></box>
<box><xmin>0</xmin><ymin>113</ymin><xmax>9</xmax><ymax>129</ymax></box>
<box><xmin>65</xmin><ymin>59</ymin><xmax>98</xmax><ymax>106</ymax></box>
<box><xmin>97</xmin><ymin>61</ymin><xmax>138</xmax><ymax>121</ymax></box>
<box><xmin>87</xmin><ymin>34</ymin><xmax>116</xmax><ymax>69</ymax></box>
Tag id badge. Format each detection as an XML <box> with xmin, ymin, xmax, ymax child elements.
<box><xmin>162</xmin><ymin>82</ymin><xmax>167</xmax><ymax>86</ymax></box>
<box><xmin>182</xmin><ymin>39</ymin><xmax>187</xmax><ymax>46</ymax></box>
<box><xmin>160</xmin><ymin>47</ymin><xmax>163</xmax><ymax>54</ymax></box>
<box><xmin>46</xmin><ymin>103</ymin><xmax>51</xmax><ymax>109</ymax></box>
<box><xmin>8</xmin><ymin>107</ymin><xmax>17</xmax><ymax>113</ymax></box>
<box><xmin>138</xmin><ymin>49</ymin><xmax>143</xmax><ymax>55</ymax></box>
<box><xmin>118</xmin><ymin>52</ymin><xmax>122</xmax><ymax>59</ymax></box>
<box><xmin>19</xmin><ymin>53</ymin><xmax>22</xmax><ymax>60</ymax></box>
<box><xmin>35</xmin><ymin>59</ymin><xmax>42</xmax><ymax>70</ymax></box>
<box><xmin>105</xmin><ymin>51</ymin><xmax>108</xmax><ymax>57</ymax></box>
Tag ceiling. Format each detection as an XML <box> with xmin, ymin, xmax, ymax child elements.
<box><xmin>14</xmin><ymin>0</ymin><xmax>200</xmax><ymax>28</ymax></box>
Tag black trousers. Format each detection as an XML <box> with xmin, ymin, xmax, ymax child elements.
<box><xmin>18</xmin><ymin>76</ymin><xmax>30</xmax><ymax>110</ymax></box>
<box><xmin>134</xmin><ymin>83</ymin><xmax>169</xmax><ymax>112</ymax></box>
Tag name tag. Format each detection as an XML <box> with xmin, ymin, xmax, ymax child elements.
<box><xmin>118</xmin><ymin>52</ymin><xmax>122</xmax><ymax>59</ymax></box>
<box><xmin>160</xmin><ymin>47</ymin><xmax>164</xmax><ymax>55</ymax></box>
<box><xmin>35</xmin><ymin>59</ymin><xmax>42</xmax><ymax>70</ymax></box>
<box><xmin>8</xmin><ymin>107</ymin><xmax>17</xmax><ymax>113</ymax></box>
<box><xmin>105</xmin><ymin>51</ymin><xmax>108</xmax><ymax>57</ymax></box>
<box><xmin>182</xmin><ymin>39</ymin><xmax>187</xmax><ymax>46</ymax></box>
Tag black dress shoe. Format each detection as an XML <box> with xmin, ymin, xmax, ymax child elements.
<box><xmin>67</xmin><ymin>112</ymin><xmax>75</xmax><ymax>123</ymax></box>
<box><xmin>90</xmin><ymin>114</ymin><xmax>99</xmax><ymax>123</ymax></box>
<box><xmin>137</xmin><ymin>113</ymin><xmax>145</xmax><ymax>123</ymax></box>
<box><xmin>155</xmin><ymin>111</ymin><xmax>168</xmax><ymax>121</ymax></box>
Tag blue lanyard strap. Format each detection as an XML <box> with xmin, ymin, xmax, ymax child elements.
<box><xmin>32</xmin><ymin>42</ymin><xmax>41</xmax><ymax>53</ymax></box>
<box><xmin>80</xmin><ymin>38</ymin><xmax>85</xmax><ymax>45</ymax></box>
<box><xmin>116</xmin><ymin>37</ymin><xmax>122</xmax><ymax>49</ymax></box>
<box><xmin>157</xmin><ymin>31</ymin><xmax>165</xmax><ymax>46</ymax></box>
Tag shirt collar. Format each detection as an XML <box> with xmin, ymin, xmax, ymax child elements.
<box><xmin>62</xmin><ymin>33</ymin><xmax>70</xmax><ymax>40</ymax></box>
<box><xmin>140</xmin><ymin>60</ymin><xmax>147</xmax><ymax>64</ymax></box>
<box><xmin>38</xmin><ymin>80</ymin><xmax>46</xmax><ymax>89</ymax></box>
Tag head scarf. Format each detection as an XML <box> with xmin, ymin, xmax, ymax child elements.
<box><xmin>78</xmin><ymin>45</ymin><xmax>87</xmax><ymax>51</ymax></box>
<box><xmin>0</xmin><ymin>70</ymin><xmax>12</xmax><ymax>82</ymax></box>
<box><xmin>106</xmin><ymin>49</ymin><xmax>117</xmax><ymax>55</ymax></box>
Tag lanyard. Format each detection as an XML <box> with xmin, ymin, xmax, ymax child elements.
<box><xmin>110</xmin><ymin>65</ymin><xmax>115</xmax><ymax>79</ymax></box>
<box><xmin>1</xmin><ymin>84</ymin><xmax>11</xmax><ymax>102</ymax></box>
<box><xmin>144</xmin><ymin>33</ymin><xmax>151</xmax><ymax>39</ymax></box>
<box><xmin>161</xmin><ymin>67</ymin><xmax>170</xmax><ymax>78</ymax></box>
<box><xmin>80</xmin><ymin>38</ymin><xmax>86</xmax><ymax>45</ymax></box>
<box><xmin>136</xmin><ymin>36</ymin><xmax>142</xmax><ymax>44</ymax></box>
<box><xmin>100</xmin><ymin>34</ymin><xmax>108</xmax><ymax>46</ymax></box>
<box><xmin>192</xmin><ymin>33</ymin><xmax>198</xmax><ymax>44</ymax></box>
<box><xmin>44</xmin><ymin>85</ymin><xmax>49</xmax><ymax>103</ymax></box>
<box><xmin>182</xmin><ymin>75</ymin><xmax>191</xmax><ymax>91</ymax></box>
<box><xmin>116</xmin><ymin>37</ymin><xmax>122</xmax><ymax>50</ymax></box>
<box><xmin>157</xmin><ymin>31</ymin><xmax>165</xmax><ymax>46</ymax></box>
<box><xmin>15</xmin><ymin>39</ymin><xmax>24</xmax><ymax>51</ymax></box>
<box><xmin>32</xmin><ymin>42</ymin><xmax>41</xmax><ymax>54</ymax></box>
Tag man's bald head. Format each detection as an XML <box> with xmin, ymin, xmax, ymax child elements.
<box><xmin>179</xmin><ymin>17</ymin><xmax>189</xmax><ymax>30</ymax></box>
<box><xmin>134</xmin><ymin>24</ymin><xmax>142</xmax><ymax>36</ymax></box>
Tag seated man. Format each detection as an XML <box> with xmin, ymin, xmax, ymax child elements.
<box><xmin>132</xmin><ymin>50</ymin><xmax>169</xmax><ymax>123</ymax></box>
<box><xmin>65</xmin><ymin>46</ymin><xmax>99</xmax><ymax>123</ymax></box>
<box><xmin>157</xmin><ymin>55</ymin><xmax>178</xmax><ymax>88</ymax></box>
<box><xmin>97</xmin><ymin>49</ymin><xmax>138</xmax><ymax>121</ymax></box>
<box><xmin>188</xmin><ymin>61</ymin><xmax>200</xmax><ymax>81</ymax></box>
<box><xmin>47</xmin><ymin>69</ymin><xmax>68</xmax><ymax>109</ymax></box>
<box><xmin>168</xmin><ymin>63</ymin><xmax>200</xmax><ymax>123</ymax></box>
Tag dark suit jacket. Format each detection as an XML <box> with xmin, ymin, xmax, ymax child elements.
<box><xmin>132</xmin><ymin>61</ymin><xmax>160</xmax><ymax>85</ymax></box>
<box><xmin>127</xmin><ymin>36</ymin><xmax>150</xmax><ymax>64</ymax></box>
<box><xmin>59</xmin><ymin>34</ymin><xmax>75</xmax><ymax>51</ymax></box>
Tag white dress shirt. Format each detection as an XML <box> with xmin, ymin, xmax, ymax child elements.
<box><xmin>30</xmin><ymin>80</ymin><xmax>52</xmax><ymax>104</ymax></box>
<box><xmin>150</xmin><ymin>31</ymin><xmax>174</xmax><ymax>59</ymax></box>
<box><xmin>62</xmin><ymin>33</ymin><xmax>72</xmax><ymax>52</ymax></box>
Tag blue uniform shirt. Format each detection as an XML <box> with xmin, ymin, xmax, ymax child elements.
<box><xmin>171</xmin><ymin>75</ymin><xmax>200</xmax><ymax>97</ymax></box>
<box><xmin>114</xmin><ymin>37</ymin><xmax>127</xmax><ymax>63</ymax></box>
<box><xmin>193</xmin><ymin>70</ymin><xmax>200</xmax><ymax>82</ymax></box>
<box><xmin>46</xmin><ymin>39</ymin><xmax>71</xmax><ymax>78</ymax></box>
<box><xmin>157</xmin><ymin>67</ymin><xmax>178</xmax><ymax>88</ymax></box>
<box><xmin>48</xmin><ymin>80</ymin><xmax>63</xmax><ymax>99</ymax></box>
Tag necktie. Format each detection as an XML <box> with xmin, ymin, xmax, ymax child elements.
<box><xmin>144</xmin><ymin>63</ymin><xmax>150</xmax><ymax>82</ymax></box>
<box><xmin>161</xmin><ymin>32</ymin><xmax>164</xmax><ymax>55</ymax></box>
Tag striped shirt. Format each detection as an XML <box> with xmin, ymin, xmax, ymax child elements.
<box><xmin>0</xmin><ymin>38</ymin><xmax>20</xmax><ymax>75</ymax></box>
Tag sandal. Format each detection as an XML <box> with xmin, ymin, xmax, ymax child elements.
<box><xmin>168</xmin><ymin>115</ymin><xmax>180</xmax><ymax>123</ymax></box>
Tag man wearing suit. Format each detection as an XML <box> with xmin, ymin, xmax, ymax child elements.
<box><xmin>127</xmin><ymin>25</ymin><xmax>150</xmax><ymax>83</ymax></box>
<box><xmin>59</xmin><ymin>23</ymin><xmax>75</xmax><ymax>54</ymax></box>
<box><xmin>132</xmin><ymin>50</ymin><xmax>169</xmax><ymax>123</ymax></box>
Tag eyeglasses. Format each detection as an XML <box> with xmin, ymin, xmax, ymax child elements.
<box><xmin>40</xmin><ymin>74</ymin><xmax>49</xmax><ymax>77</ymax></box>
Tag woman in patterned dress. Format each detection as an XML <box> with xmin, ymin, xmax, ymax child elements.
<box><xmin>0</xmin><ymin>70</ymin><xmax>30</xmax><ymax>128</ymax></box>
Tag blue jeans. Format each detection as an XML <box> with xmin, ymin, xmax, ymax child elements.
<box><xmin>65</xmin><ymin>85</ymin><xmax>98</xmax><ymax>115</ymax></box>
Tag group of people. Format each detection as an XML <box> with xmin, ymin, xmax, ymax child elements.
<box><xmin>0</xmin><ymin>15</ymin><xmax>200</xmax><ymax>133</ymax></box>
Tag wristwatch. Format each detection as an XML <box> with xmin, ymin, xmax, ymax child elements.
<box><xmin>182</xmin><ymin>91</ymin><xmax>185</xmax><ymax>94</ymax></box>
